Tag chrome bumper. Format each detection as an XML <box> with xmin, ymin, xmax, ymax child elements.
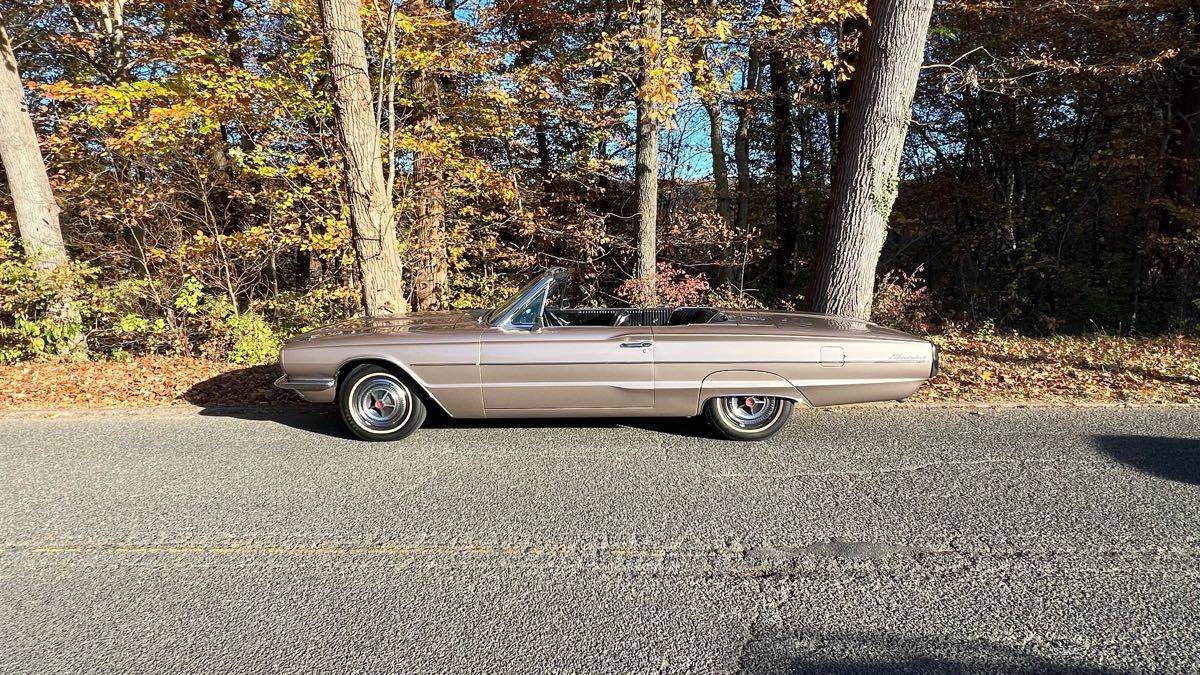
<box><xmin>274</xmin><ymin>375</ymin><xmax>336</xmax><ymax>392</ymax></box>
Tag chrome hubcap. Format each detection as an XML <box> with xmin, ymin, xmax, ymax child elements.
<box><xmin>721</xmin><ymin>395</ymin><xmax>779</xmax><ymax>429</ymax></box>
<box><xmin>351</xmin><ymin>376</ymin><xmax>409</xmax><ymax>430</ymax></box>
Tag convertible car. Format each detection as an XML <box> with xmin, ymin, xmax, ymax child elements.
<box><xmin>276</xmin><ymin>268</ymin><xmax>939</xmax><ymax>441</ymax></box>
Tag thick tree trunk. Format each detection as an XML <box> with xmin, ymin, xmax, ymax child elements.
<box><xmin>765</xmin><ymin>0</ymin><xmax>796</xmax><ymax>291</ymax></box>
<box><xmin>317</xmin><ymin>0</ymin><xmax>406</xmax><ymax>316</ymax></box>
<box><xmin>0</xmin><ymin>33</ymin><xmax>65</xmax><ymax>270</ymax></box>
<box><xmin>634</xmin><ymin>0</ymin><xmax>662</xmax><ymax>301</ymax></box>
<box><xmin>0</xmin><ymin>28</ymin><xmax>85</xmax><ymax>355</ymax></box>
<box><xmin>807</xmin><ymin>0</ymin><xmax>934</xmax><ymax>319</ymax></box>
<box><xmin>835</xmin><ymin>15</ymin><xmax>867</xmax><ymax>147</ymax></box>
<box><xmin>411</xmin><ymin>65</ymin><xmax>449</xmax><ymax>311</ymax></box>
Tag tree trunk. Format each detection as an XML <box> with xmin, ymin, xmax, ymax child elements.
<box><xmin>835</xmin><ymin>15</ymin><xmax>868</xmax><ymax>147</ymax></box>
<box><xmin>688</xmin><ymin>16</ymin><xmax>732</xmax><ymax>226</ymax></box>
<box><xmin>1156</xmin><ymin>6</ymin><xmax>1200</xmax><ymax>322</ymax></box>
<box><xmin>765</xmin><ymin>0</ymin><xmax>795</xmax><ymax>291</ymax></box>
<box><xmin>730</xmin><ymin>46</ymin><xmax>761</xmax><ymax>287</ymax></box>
<box><xmin>317</xmin><ymin>0</ymin><xmax>406</xmax><ymax>316</ymax></box>
<box><xmin>634</xmin><ymin>0</ymin><xmax>662</xmax><ymax>301</ymax></box>
<box><xmin>807</xmin><ymin>0</ymin><xmax>934</xmax><ymax>319</ymax></box>
<box><xmin>0</xmin><ymin>31</ymin><xmax>66</xmax><ymax>270</ymax></box>
<box><xmin>0</xmin><ymin>27</ymin><xmax>85</xmax><ymax>356</ymax></box>
<box><xmin>411</xmin><ymin>64</ymin><xmax>449</xmax><ymax>311</ymax></box>
<box><xmin>704</xmin><ymin>98</ymin><xmax>732</xmax><ymax>225</ymax></box>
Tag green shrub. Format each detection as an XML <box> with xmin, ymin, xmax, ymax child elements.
<box><xmin>223</xmin><ymin>312</ymin><xmax>282</xmax><ymax>365</ymax></box>
<box><xmin>0</xmin><ymin>237</ymin><xmax>90</xmax><ymax>363</ymax></box>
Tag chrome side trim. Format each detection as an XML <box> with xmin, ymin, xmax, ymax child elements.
<box><xmin>274</xmin><ymin>375</ymin><xmax>336</xmax><ymax>392</ymax></box>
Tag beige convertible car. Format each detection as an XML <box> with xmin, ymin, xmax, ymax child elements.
<box><xmin>276</xmin><ymin>268</ymin><xmax>939</xmax><ymax>441</ymax></box>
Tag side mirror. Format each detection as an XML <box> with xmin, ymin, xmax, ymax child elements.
<box><xmin>531</xmin><ymin>314</ymin><xmax>545</xmax><ymax>333</ymax></box>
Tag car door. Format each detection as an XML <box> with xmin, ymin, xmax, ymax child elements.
<box><xmin>479</xmin><ymin>324</ymin><xmax>654</xmax><ymax>411</ymax></box>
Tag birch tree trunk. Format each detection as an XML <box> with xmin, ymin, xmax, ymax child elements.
<box><xmin>807</xmin><ymin>0</ymin><xmax>934</xmax><ymax>319</ymax></box>
<box><xmin>634</xmin><ymin>0</ymin><xmax>662</xmax><ymax>302</ymax></box>
<box><xmin>317</xmin><ymin>0</ymin><xmax>406</xmax><ymax>316</ymax></box>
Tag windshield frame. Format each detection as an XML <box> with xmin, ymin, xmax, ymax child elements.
<box><xmin>484</xmin><ymin>268</ymin><xmax>566</xmax><ymax>328</ymax></box>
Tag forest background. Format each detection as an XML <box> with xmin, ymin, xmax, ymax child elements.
<box><xmin>0</xmin><ymin>0</ymin><xmax>1198</xmax><ymax>406</ymax></box>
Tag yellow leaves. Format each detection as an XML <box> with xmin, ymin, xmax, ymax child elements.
<box><xmin>589</xmin><ymin>39</ymin><xmax>616</xmax><ymax>65</ymax></box>
<box><xmin>482</xmin><ymin>85</ymin><xmax>517</xmax><ymax>107</ymax></box>
<box><xmin>682</xmin><ymin>18</ymin><xmax>729</xmax><ymax>40</ymax></box>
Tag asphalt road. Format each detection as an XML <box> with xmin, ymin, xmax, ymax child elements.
<box><xmin>2</xmin><ymin>406</ymin><xmax>1199</xmax><ymax>674</ymax></box>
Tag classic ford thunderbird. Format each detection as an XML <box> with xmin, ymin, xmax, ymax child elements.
<box><xmin>276</xmin><ymin>268</ymin><xmax>939</xmax><ymax>441</ymax></box>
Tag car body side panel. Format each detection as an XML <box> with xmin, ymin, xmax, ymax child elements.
<box><xmin>795</xmin><ymin>359</ymin><xmax>931</xmax><ymax>406</ymax></box>
<box><xmin>285</xmin><ymin>341</ymin><xmax>486</xmax><ymax>416</ymax></box>
<box><xmin>792</xmin><ymin>336</ymin><xmax>931</xmax><ymax>405</ymax></box>
<box><xmin>279</xmin><ymin>313</ymin><xmax>486</xmax><ymax>417</ymax></box>
<box><xmin>479</xmin><ymin>326</ymin><xmax>654</xmax><ymax>411</ymax></box>
<box><xmin>649</xmin><ymin>328</ymin><xmax>811</xmax><ymax>416</ymax></box>
<box><xmin>697</xmin><ymin>370</ymin><xmax>807</xmax><ymax>413</ymax></box>
<box><xmin>650</xmin><ymin>325</ymin><xmax>933</xmax><ymax>413</ymax></box>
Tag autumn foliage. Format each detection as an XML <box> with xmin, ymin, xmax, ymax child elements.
<box><xmin>0</xmin><ymin>0</ymin><xmax>1197</xmax><ymax>381</ymax></box>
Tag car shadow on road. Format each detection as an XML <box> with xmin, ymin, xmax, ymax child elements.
<box><xmin>191</xmin><ymin>404</ymin><xmax>356</xmax><ymax>438</ymax></box>
<box><xmin>184</xmin><ymin>366</ymin><xmax>726</xmax><ymax>440</ymax></box>
<box><xmin>183</xmin><ymin>369</ymin><xmax>718</xmax><ymax>440</ymax></box>
<box><xmin>424</xmin><ymin>414</ymin><xmax>717</xmax><ymax>439</ymax></box>
<box><xmin>1092</xmin><ymin>435</ymin><xmax>1200</xmax><ymax>486</ymax></box>
<box><xmin>188</xmin><ymin>404</ymin><xmax>717</xmax><ymax>440</ymax></box>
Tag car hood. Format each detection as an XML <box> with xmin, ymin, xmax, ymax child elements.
<box><xmin>287</xmin><ymin>311</ymin><xmax>480</xmax><ymax>345</ymax></box>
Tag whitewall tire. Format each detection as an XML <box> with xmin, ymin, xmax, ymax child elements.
<box><xmin>338</xmin><ymin>364</ymin><xmax>427</xmax><ymax>441</ymax></box>
<box><xmin>704</xmin><ymin>395</ymin><xmax>793</xmax><ymax>441</ymax></box>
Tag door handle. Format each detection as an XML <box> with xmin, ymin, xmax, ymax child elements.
<box><xmin>620</xmin><ymin>340</ymin><xmax>653</xmax><ymax>348</ymax></box>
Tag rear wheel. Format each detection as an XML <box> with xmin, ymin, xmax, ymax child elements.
<box><xmin>338</xmin><ymin>364</ymin><xmax>426</xmax><ymax>441</ymax></box>
<box><xmin>704</xmin><ymin>395</ymin><xmax>793</xmax><ymax>441</ymax></box>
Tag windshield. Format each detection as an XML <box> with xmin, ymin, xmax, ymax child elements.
<box><xmin>484</xmin><ymin>274</ymin><xmax>546</xmax><ymax>325</ymax></box>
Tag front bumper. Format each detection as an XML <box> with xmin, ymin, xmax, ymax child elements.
<box><xmin>274</xmin><ymin>375</ymin><xmax>337</xmax><ymax>403</ymax></box>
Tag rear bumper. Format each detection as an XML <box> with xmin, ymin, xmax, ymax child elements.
<box><xmin>274</xmin><ymin>375</ymin><xmax>337</xmax><ymax>403</ymax></box>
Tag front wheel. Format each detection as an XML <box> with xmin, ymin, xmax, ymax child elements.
<box><xmin>338</xmin><ymin>364</ymin><xmax>426</xmax><ymax>441</ymax></box>
<box><xmin>704</xmin><ymin>395</ymin><xmax>793</xmax><ymax>441</ymax></box>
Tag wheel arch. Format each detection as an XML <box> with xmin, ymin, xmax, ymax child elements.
<box><xmin>695</xmin><ymin>369</ymin><xmax>810</xmax><ymax>416</ymax></box>
<box><xmin>336</xmin><ymin>356</ymin><xmax>451</xmax><ymax>418</ymax></box>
